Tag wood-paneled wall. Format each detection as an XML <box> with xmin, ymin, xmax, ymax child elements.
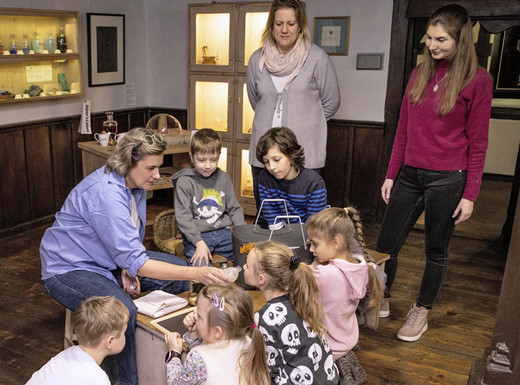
<box><xmin>0</xmin><ymin>110</ymin><xmax>384</xmax><ymax>236</ymax></box>
<box><xmin>0</xmin><ymin>108</ymin><xmax>187</xmax><ymax>238</ymax></box>
<box><xmin>323</xmin><ymin>120</ymin><xmax>386</xmax><ymax>223</ymax></box>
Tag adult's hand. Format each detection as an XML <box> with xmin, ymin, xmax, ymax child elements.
<box><xmin>381</xmin><ymin>179</ymin><xmax>394</xmax><ymax>204</ymax></box>
<box><xmin>453</xmin><ymin>198</ymin><xmax>474</xmax><ymax>225</ymax></box>
<box><xmin>122</xmin><ymin>269</ymin><xmax>141</xmax><ymax>296</ymax></box>
<box><xmin>191</xmin><ymin>240</ymin><xmax>212</xmax><ymax>267</ymax></box>
<box><xmin>194</xmin><ymin>266</ymin><xmax>230</xmax><ymax>285</ymax></box>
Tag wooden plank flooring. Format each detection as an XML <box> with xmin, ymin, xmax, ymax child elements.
<box><xmin>0</xmin><ymin>207</ymin><xmax>506</xmax><ymax>385</ymax></box>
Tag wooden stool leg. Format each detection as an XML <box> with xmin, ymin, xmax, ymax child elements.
<box><xmin>64</xmin><ymin>308</ymin><xmax>76</xmax><ymax>349</ymax></box>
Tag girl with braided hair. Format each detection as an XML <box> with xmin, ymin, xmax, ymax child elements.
<box><xmin>244</xmin><ymin>241</ymin><xmax>339</xmax><ymax>385</ymax></box>
<box><xmin>307</xmin><ymin>207</ymin><xmax>383</xmax><ymax>363</ymax></box>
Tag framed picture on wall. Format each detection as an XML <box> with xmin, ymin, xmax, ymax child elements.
<box><xmin>313</xmin><ymin>17</ymin><xmax>350</xmax><ymax>56</ymax></box>
<box><xmin>489</xmin><ymin>26</ymin><xmax>520</xmax><ymax>98</ymax></box>
<box><xmin>87</xmin><ymin>13</ymin><xmax>125</xmax><ymax>87</ymax></box>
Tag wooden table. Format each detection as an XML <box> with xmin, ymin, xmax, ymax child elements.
<box><xmin>78</xmin><ymin>141</ymin><xmax>191</xmax><ymax>190</ymax></box>
<box><xmin>135</xmin><ymin>290</ymin><xmax>265</xmax><ymax>385</ymax></box>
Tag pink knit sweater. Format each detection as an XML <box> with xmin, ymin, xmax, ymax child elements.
<box><xmin>386</xmin><ymin>61</ymin><xmax>493</xmax><ymax>201</ymax></box>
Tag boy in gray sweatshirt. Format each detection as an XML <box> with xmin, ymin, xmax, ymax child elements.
<box><xmin>172</xmin><ymin>129</ymin><xmax>246</xmax><ymax>266</ymax></box>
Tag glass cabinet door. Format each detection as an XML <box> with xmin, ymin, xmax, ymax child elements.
<box><xmin>235</xmin><ymin>75</ymin><xmax>254</xmax><ymax>141</ymax></box>
<box><xmin>189</xmin><ymin>5</ymin><xmax>237</xmax><ymax>73</ymax></box>
<box><xmin>219</xmin><ymin>140</ymin><xmax>234</xmax><ymax>177</ymax></box>
<box><xmin>189</xmin><ymin>74</ymin><xmax>235</xmax><ymax>140</ymax></box>
<box><xmin>233</xmin><ymin>141</ymin><xmax>256</xmax><ymax>215</ymax></box>
<box><xmin>237</xmin><ymin>4</ymin><xmax>270</xmax><ymax>73</ymax></box>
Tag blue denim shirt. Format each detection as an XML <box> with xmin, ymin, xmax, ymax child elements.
<box><xmin>40</xmin><ymin>167</ymin><xmax>149</xmax><ymax>283</ymax></box>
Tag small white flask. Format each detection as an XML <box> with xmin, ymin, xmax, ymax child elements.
<box><xmin>222</xmin><ymin>266</ymin><xmax>242</xmax><ymax>282</ymax></box>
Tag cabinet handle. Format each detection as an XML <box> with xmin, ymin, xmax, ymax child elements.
<box><xmin>238</xmin><ymin>96</ymin><xmax>241</xmax><ymax>104</ymax></box>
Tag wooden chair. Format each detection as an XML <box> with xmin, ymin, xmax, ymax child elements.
<box><xmin>64</xmin><ymin>308</ymin><xmax>77</xmax><ymax>349</ymax></box>
<box><xmin>362</xmin><ymin>249</ymin><xmax>390</xmax><ymax>330</ymax></box>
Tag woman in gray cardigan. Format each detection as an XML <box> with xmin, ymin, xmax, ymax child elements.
<box><xmin>246</xmin><ymin>0</ymin><xmax>340</xmax><ymax>209</ymax></box>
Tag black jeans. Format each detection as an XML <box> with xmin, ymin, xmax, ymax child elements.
<box><xmin>376</xmin><ymin>165</ymin><xmax>466</xmax><ymax>309</ymax></box>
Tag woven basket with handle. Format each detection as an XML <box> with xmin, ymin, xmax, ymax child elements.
<box><xmin>153</xmin><ymin>209</ymin><xmax>185</xmax><ymax>258</ymax></box>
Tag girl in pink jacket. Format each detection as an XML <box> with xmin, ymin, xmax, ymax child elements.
<box><xmin>308</xmin><ymin>207</ymin><xmax>383</xmax><ymax>359</ymax></box>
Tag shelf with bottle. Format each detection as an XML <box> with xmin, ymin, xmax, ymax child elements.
<box><xmin>0</xmin><ymin>8</ymin><xmax>82</xmax><ymax>104</ymax></box>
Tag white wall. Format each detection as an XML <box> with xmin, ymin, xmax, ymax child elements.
<box><xmin>0</xmin><ymin>0</ymin><xmax>392</xmax><ymax>125</ymax></box>
<box><xmin>0</xmin><ymin>0</ymin><xmax>148</xmax><ymax>126</ymax></box>
<box><xmin>145</xmin><ymin>0</ymin><xmax>393</xmax><ymax>122</ymax></box>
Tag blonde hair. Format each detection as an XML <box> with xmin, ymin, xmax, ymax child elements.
<box><xmin>408</xmin><ymin>4</ymin><xmax>478</xmax><ymax>115</ymax></box>
<box><xmin>252</xmin><ymin>241</ymin><xmax>325</xmax><ymax>336</ymax></box>
<box><xmin>199</xmin><ymin>284</ymin><xmax>270</xmax><ymax>385</ymax></box>
<box><xmin>105</xmin><ymin>127</ymin><xmax>166</xmax><ymax>176</ymax></box>
<box><xmin>307</xmin><ymin>207</ymin><xmax>384</xmax><ymax>307</ymax></box>
<box><xmin>190</xmin><ymin>128</ymin><xmax>222</xmax><ymax>155</ymax></box>
<box><xmin>72</xmin><ymin>296</ymin><xmax>129</xmax><ymax>348</ymax></box>
<box><xmin>261</xmin><ymin>0</ymin><xmax>310</xmax><ymax>46</ymax></box>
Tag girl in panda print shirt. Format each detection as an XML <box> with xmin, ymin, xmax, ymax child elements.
<box><xmin>244</xmin><ymin>241</ymin><xmax>339</xmax><ymax>385</ymax></box>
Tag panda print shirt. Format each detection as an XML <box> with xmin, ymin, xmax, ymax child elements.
<box><xmin>255</xmin><ymin>294</ymin><xmax>339</xmax><ymax>385</ymax></box>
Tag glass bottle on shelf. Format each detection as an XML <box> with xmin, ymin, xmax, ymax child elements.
<box><xmin>32</xmin><ymin>32</ymin><xmax>43</xmax><ymax>54</ymax></box>
<box><xmin>103</xmin><ymin>112</ymin><xmax>118</xmax><ymax>145</ymax></box>
<box><xmin>22</xmin><ymin>35</ymin><xmax>30</xmax><ymax>54</ymax></box>
<box><xmin>9</xmin><ymin>34</ymin><xmax>17</xmax><ymax>54</ymax></box>
<box><xmin>57</xmin><ymin>28</ymin><xmax>67</xmax><ymax>53</ymax></box>
<box><xmin>47</xmin><ymin>32</ymin><xmax>56</xmax><ymax>53</ymax></box>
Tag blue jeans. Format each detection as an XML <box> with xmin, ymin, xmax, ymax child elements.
<box><xmin>43</xmin><ymin>251</ymin><xmax>189</xmax><ymax>385</ymax></box>
<box><xmin>183</xmin><ymin>227</ymin><xmax>233</xmax><ymax>266</ymax></box>
<box><xmin>376</xmin><ymin>165</ymin><xmax>466</xmax><ymax>309</ymax></box>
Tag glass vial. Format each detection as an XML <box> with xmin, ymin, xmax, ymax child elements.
<box><xmin>22</xmin><ymin>35</ymin><xmax>30</xmax><ymax>54</ymax></box>
<box><xmin>9</xmin><ymin>34</ymin><xmax>17</xmax><ymax>54</ymax></box>
<box><xmin>32</xmin><ymin>32</ymin><xmax>43</xmax><ymax>54</ymax></box>
<box><xmin>103</xmin><ymin>112</ymin><xmax>118</xmax><ymax>145</ymax></box>
<box><xmin>57</xmin><ymin>28</ymin><xmax>67</xmax><ymax>53</ymax></box>
<box><xmin>47</xmin><ymin>32</ymin><xmax>56</xmax><ymax>53</ymax></box>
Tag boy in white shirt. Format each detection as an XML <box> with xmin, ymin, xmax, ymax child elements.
<box><xmin>26</xmin><ymin>296</ymin><xmax>129</xmax><ymax>385</ymax></box>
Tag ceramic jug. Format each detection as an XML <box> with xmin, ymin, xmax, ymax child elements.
<box><xmin>94</xmin><ymin>132</ymin><xmax>111</xmax><ymax>146</ymax></box>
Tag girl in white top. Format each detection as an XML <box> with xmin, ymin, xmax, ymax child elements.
<box><xmin>164</xmin><ymin>284</ymin><xmax>269</xmax><ymax>385</ymax></box>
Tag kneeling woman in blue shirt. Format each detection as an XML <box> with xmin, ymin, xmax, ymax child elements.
<box><xmin>40</xmin><ymin>127</ymin><xmax>228</xmax><ymax>385</ymax></box>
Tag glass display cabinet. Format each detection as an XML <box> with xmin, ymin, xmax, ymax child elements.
<box><xmin>188</xmin><ymin>2</ymin><xmax>270</xmax><ymax>215</ymax></box>
<box><xmin>0</xmin><ymin>8</ymin><xmax>83</xmax><ymax>104</ymax></box>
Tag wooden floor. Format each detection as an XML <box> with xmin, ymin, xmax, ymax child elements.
<box><xmin>0</xmin><ymin>205</ymin><xmax>506</xmax><ymax>385</ymax></box>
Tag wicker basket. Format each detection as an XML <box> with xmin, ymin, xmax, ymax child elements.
<box><xmin>153</xmin><ymin>209</ymin><xmax>185</xmax><ymax>257</ymax></box>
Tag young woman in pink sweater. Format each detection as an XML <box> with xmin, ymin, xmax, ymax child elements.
<box><xmin>376</xmin><ymin>4</ymin><xmax>493</xmax><ymax>342</ymax></box>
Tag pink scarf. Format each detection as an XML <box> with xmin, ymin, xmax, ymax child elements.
<box><xmin>259</xmin><ymin>35</ymin><xmax>310</xmax><ymax>88</ymax></box>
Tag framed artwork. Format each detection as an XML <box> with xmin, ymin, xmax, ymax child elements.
<box><xmin>313</xmin><ymin>17</ymin><xmax>350</xmax><ymax>56</ymax></box>
<box><xmin>489</xmin><ymin>26</ymin><xmax>520</xmax><ymax>98</ymax></box>
<box><xmin>87</xmin><ymin>13</ymin><xmax>125</xmax><ymax>87</ymax></box>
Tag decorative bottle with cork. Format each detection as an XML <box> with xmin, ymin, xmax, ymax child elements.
<box><xmin>103</xmin><ymin>112</ymin><xmax>118</xmax><ymax>145</ymax></box>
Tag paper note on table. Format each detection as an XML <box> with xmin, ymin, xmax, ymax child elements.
<box><xmin>26</xmin><ymin>65</ymin><xmax>53</xmax><ymax>83</ymax></box>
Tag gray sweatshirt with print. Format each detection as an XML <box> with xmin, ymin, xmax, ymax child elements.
<box><xmin>172</xmin><ymin>167</ymin><xmax>246</xmax><ymax>246</ymax></box>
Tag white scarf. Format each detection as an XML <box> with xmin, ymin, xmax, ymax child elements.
<box><xmin>259</xmin><ymin>35</ymin><xmax>310</xmax><ymax>88</ymax></box>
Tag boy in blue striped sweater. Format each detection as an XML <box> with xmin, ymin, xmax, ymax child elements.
<box><xmin>255</xmin><ymin>127</ymin><xmax>327</xmax><ymax>227</ymax></box>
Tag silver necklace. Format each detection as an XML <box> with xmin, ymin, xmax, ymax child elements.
<box><xmin>433</xmin><ymin>73</ymin><xmax>448</xmax><ymax>92</ymax></box>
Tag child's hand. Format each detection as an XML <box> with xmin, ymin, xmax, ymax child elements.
<box><xmin>183</xmin><ymin>309</ymin><xmax>198</xmax><ymax>338</ymax></box>
<box><xmin>191</xmin><ymin>240</ymin><xmax>212</xmax><ymax>266</ymax></box>
<box><xmin>164</xmin><ymin>332</ymin><xmax>184</xmax><ymax>354</ymax></box>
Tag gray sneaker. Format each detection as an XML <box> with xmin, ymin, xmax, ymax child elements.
<box><xmin>397</xmin><ymin>303</ymin><xmax>428</xmax><ymax>341</ymax></box>
<box><xmin>380</xmin><ymin>298</ymin><xmax>390</xmax><ymax>318</ymax></box>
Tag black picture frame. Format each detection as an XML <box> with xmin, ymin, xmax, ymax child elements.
<box><xmin>87</xmin><ymin>13</ymin><xmax>125</xmax><ymax>87</ymax></box>
<box><xmin>489</xmin><ymin>26</ymin><xmax>520</xmax><ymax>98</ymax></box>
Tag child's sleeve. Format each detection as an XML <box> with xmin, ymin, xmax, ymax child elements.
<box><xmin>257</xmin><ymin>309</ymin><xmax>290</xmax><ymax>383</ymax></box>
<box><xmin>174</xmin><ymin>177</ymin><xmax>203</xmax><ymax>245</ymax></box>
<box><xmin>166</xmin><ymin>350</ymin><xmax>207</xmax><ymax>385</ymax></box>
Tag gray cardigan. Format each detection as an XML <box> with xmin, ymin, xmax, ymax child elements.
<box><xmin>246</xmin><ymin>43</ymin><xmax>340</xmax><ymax>169</ymax></box>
